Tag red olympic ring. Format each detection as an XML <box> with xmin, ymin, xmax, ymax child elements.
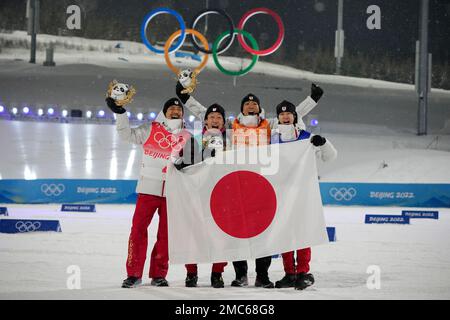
<box><xmin>237</xmin><ymin>8</ymin><xmax>285</xmax><ymax>57</ymax></box>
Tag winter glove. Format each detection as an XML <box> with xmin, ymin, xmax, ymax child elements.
<box><xmin>202</xmin><ymin>148</ymin><xmax>216</xmax><ymax>159</ymax></box>
<box><xmin>176</xmin><ymin>81</ymin><xmax>190</xmax><ymax>104</ymax></box>
<box><xmin>105</xmin><ymin>97</ymin><xmax>126</xmax><ymax>114</ymax></box>
<box><xmin>170</xmin><ymin>153</ymin><xmax>186</xmax><ymax>171</ymax></box>
<box><xmin>172</xmin><ymin>135</ymin><xmax>200</xmax><ymax>171</ymax></box>
<box><xmin>311</xmin><ymin>135</ymin><xmax>326</xmax><ymax>147</ymax></box>
<box><xmin>310</xmin><ymin>83</ymin><xmax>324</xmax><ymax>103</ymax></box>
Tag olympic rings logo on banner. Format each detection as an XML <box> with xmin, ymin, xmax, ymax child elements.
<box><xmin>140</xmin><ymin>7</ymin><xmax>285</xmax><ymax>77</ymax></box>
<box><xmin>41</xmin><ymin>183</ymin><xmax>65</xmax><ymax>197</ymax></box>
<box><xmin>15</xmin><ymin>221</ymin><xmax>42</xmax><ymax>233</ymax></box>
<box><xmin>329</xmin><ymin>188</ymin><xmax>357</xmax><ymax>201</ymax></box>
<box><xmin>154</xmin><ymin>132</ymin><xmax>186</xmax><ymax>152</ymax></box>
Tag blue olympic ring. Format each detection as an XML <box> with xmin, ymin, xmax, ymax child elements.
<box><xmin>140</xmin><ymin>8</ymin><xmax>186</xmax><ymax>54</ymax></box>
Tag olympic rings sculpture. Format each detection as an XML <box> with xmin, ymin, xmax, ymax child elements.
<box><xmin>140</xmin><ymin>7</ymin><xmax>285</xmax><ymax>77</ymax></box>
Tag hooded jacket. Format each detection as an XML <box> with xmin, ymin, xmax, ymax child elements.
<box><xmin>115</xmin><ymin>112</ymin><xmax>191</xmax><ymax>196</ymax></box>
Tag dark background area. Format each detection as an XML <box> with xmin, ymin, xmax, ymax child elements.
<box><xmin>1</xmin><ymin>0</ymin><xmax>449</xmax><ymax>88</ymax></box>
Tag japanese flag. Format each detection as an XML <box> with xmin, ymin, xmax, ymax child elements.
<box><xmin>166</xmin><ymin>140</ymin><xmax>328</xmax><ymax>264</ymax></box>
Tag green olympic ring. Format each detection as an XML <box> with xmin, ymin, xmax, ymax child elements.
<box><xmin>212</xmin><ymin>29</ymin><xmax>259</xmax><ymax>77</ymax></box>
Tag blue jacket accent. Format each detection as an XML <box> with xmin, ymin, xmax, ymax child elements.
<box><xmin>272</xmin><ymin>130</ymin><xmax>311</xmax><ymax>144</ymax></box>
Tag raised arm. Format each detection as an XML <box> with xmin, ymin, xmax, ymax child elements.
<box><xmin>116</xmin><ymin>113</ymin><xmax>151</xmax><ymax>145</ymax></box>
<box><xmin>176</xmin><ymin>81</ymin><xmax>207</xmax><ymax>120</ymax></box>
<box><xmin>106</xmin><ymin>97</ymin><xmax>150</xmax><ymax>145</ymax></box>
<box><xmin>296</xmin><ymin>84</ymin><xmax>324</xmax><ymax>118</ymax></box>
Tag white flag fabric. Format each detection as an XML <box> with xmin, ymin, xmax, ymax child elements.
<box><xmin>166</xmin><ymin>140</ymin><xmax>328</xmax><ymax>264</ymax></box>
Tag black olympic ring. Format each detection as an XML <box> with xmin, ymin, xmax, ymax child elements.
<box><xmin>190</xmin><ymin>8</ymin><xmax>235</xmax><ymax>55</ymax></box>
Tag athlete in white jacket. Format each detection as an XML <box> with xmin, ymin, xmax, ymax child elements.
<box><xmin>271</xmin><ymin>100</ymin><xmax>337</xmax><ymax>291</ymax></box>
<box><xmin>106</xmin><ymin>96</ymin><xmax>192</xmax><ymax>289</ymax></box>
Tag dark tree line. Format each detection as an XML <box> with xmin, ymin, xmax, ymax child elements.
<box><xmin>1</xmin><ymin>0</ymin><xmax>449</xmax><ymax>88</ymax></box>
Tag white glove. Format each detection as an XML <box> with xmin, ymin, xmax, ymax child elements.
<box><xmin>170</xmin><ymin>154</ymin><xmax>183</xmax><ymax>166</ymax></box>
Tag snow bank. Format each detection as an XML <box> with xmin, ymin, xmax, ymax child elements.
<box><xmin>0</xmin><ymin>204</ymin><xmax>448</xmax><ymax>299</ymax></box>
<box><xmin>2</xmin><ymin>31</ymin><xmax>449</xmax><ymax>94</ymax></box>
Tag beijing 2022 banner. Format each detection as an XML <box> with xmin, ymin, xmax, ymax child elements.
<box><xmin>0</xmin><ymin>180</ymin><xmax>448</xmax><ymax>207</ymax></box>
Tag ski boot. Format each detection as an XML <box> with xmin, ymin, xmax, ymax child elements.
<box><xmin>121</xmin><ymin>276</ymin><xmax>142</xmax><ymax>288</ymax></box>
<box><xmin>295</xmin><ymin>273</ymin><xmax>315</xmax><ymax>290</ymax></box>
<box><xmin>185</xmin><ymin>273</ymin><xmax>198</xmax><ymax>288</ymax></box>
<box><xmin>275</xmin><ymin>274</ymin><xmax>296</xmax><ymax>288</ymax></box>
<box><xmin>231</xmin><ymin>274</ymin><xmax>248</xmax><ymax>287</ymax></box>
<box><xmin>211</xmin><ymin>272</ymin><xmax>224</xmax><ymax>288</ymax></box>
<box><xmin>255</xmin><ymin>275</ymin><xmax>275</xmax><ymax>289</ymax></box>
<box><xmin>150</xmin><ymin>277</ymin><xmax>169</xmax><ymax>287</ymax></box>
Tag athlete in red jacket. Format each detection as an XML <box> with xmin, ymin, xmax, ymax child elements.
<box><xmin>106</xmin><ymin>95</ymin><xmax>191</xmax><ymax>288</ymax></box>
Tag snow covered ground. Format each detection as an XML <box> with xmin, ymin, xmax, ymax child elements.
<box><xmin>0</xmin><ymin>204</ymin><xmax>449</xmax><ymax>300</ymax></box>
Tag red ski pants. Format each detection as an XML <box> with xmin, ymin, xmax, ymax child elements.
<box><xmin>282</xmin><ymin>248</ymin><xmax>311</xmax><ymax>274</ymax></box>
<box><xmin>126</xmin><ymin>194</ymin><xmax>168</xmax><ymax>279</ymax></box>
<box><xmin>185</xmin><ymin>262</ymin><xmax>228</xmax><ymax>275</ymax></box>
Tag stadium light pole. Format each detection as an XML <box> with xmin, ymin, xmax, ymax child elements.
<box><xmin>335</xmin><ymin>0</ymin><xmax>344</xmax><ymax>75</ymax></box>
<box><xmin>29</xmin><ymin>0</ymin><xmax>37</xmax><ymax>63</ymax></box>
<box><xmin>417</xmin><ymin>0</ymin><xmax>429</xmax><ymax>136</ymax></box>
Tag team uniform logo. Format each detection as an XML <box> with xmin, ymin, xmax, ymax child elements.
<box><xmin>144</xmin><ymin>123</ymin><xmax>190</xmax><ymax>160</ymax></box>
<box><xmin>153</xmin><ymin>131</ymin><xmax>186</xmax><ymax>152</ymax></box>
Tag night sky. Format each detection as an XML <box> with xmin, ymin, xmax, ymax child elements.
<box><xmin>1</xmin><ymin>0</ymin><xmax>449</xmax><ymax>63</ymax></box>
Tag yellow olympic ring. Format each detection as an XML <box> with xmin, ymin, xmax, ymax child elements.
<box><xmin>164</xmin><ymin>29</ymin><xmax>210</xmax><ymax>75</ymax></box>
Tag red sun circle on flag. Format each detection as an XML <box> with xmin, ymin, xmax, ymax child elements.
<box><xmin>210</xmin><ymin>170</ymin><xmax>277</xmax><ymax>239</ymax></box>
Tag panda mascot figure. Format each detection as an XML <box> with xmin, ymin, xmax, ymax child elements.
<box><xmin>177</xmin><ymin>68</ymin><xmax>198</xmax><ymax>95</ymax></box>
<box><xmin>106</xmin><ymin>80</ymin><xmax>137</xmax><ymax>106</ymax></box>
